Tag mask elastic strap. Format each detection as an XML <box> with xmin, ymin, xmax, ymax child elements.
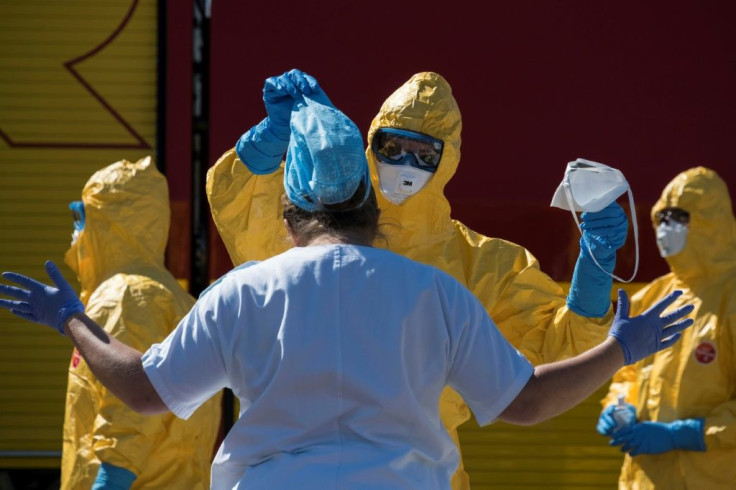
<box><xmin>564</xmin><ymin>183</ymin><xmax>639</xmax><ymax>283</ymax></box>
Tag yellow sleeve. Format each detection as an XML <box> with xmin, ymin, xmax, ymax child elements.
<box><xmin>206</xmin><ymin>148</ymin><xmax>291</xmax><ymax>266</ymax></box>
<box><xmin>462</xmin><ymin>233</ymin><xmax>612</xmax><ymax>367</ymax></box>
<box><xmin>702</xmin><ymin>312</ymin><xmax>736</xmax><ymax>450</ymax></box>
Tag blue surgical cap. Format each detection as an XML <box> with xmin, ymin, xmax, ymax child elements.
<box><xmin>284</xmin><ymin>95</ymin><xmax>371</xmax><ymax>212</ymax></box>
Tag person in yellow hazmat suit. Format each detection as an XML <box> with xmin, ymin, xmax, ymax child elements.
<box><xmin>60</xmin><ymin>157</ymin><xmax>222</xmax><ymax>489</ymax></box>
<box><xmin>597</xmin><ymin>166</ymin><xmax>736</xmax><ymax>489</ymax></box>
<box><xmin>207</xmin><ymin>69</ymin><xmax>629</xmax><ymax>489</ymax></box>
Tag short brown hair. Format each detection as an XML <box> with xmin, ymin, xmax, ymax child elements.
<box><xmin>282</xmin><ymin>182</ymin><xmax>381</xmax><ymax>245</ymax></box>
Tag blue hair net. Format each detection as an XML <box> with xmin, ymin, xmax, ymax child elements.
<box><xmin>284</xmin><ymin>94</ymin><xmax>371</xmax><ymax>212</ymax></box>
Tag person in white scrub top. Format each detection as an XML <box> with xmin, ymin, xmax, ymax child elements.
<box><xmin>0</xmin><ymin>76</ymin><xmax>695</xmax><ymax>490</ymax></box>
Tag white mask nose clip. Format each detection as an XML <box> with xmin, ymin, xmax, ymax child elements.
<box><xmin>551</xmin><ymin>158</ymin><xmax>639</xmax><ymax>283</ymax></box>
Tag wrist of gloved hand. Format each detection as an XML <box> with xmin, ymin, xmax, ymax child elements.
<box><xmin>567</xmin><ymin>241</ymin><xmax>615</xmax><ymax>317</ymax></box>
<box><xmin>235</xmin><ymin>118</ymin><xmax>289</xmax><ymax>175</ymax></box>
<box><xmin>670</xmin><ymin>418</ymin><xmax>706</xmax><ymax>451</ymax></box>
<box><xmin>91</xmin><ymin>462</ymin><xmax>136</xmax><ymax>490</ymax></box>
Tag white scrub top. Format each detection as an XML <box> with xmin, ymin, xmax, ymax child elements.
<box><xmin>143</xmin><ymin>244</ymin><xmax>533</xmax><ymax>489</ymax></box>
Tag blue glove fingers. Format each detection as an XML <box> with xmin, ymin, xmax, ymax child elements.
<box><xmin>286</xmin><ymin>69</ymin><xmax>316</xmax><ymax>95</ymax></box>
<box><xmin>2</xmin><ymin>272</ymin><xmax>44</xmax><ymax>294</ymax></box>
<box><xmin>642</xmin><ymin>289</ymin><xmax>684</xmax><ymax>316</ymax></box>
<box><xmin>0</xmin><ymin>298</ymin><xmax>32</xmax><ymax>314</ymax></box>
<box><xmin>580</xmin><ymin>202</ymin><xmax>625</xmax><ymax>221</ymax></box>
<box><xmin>262</xmin><ymin>76</ymin><xmax>281</xmax><ymax>102</ymax></box>
<box><xmin>45</xmin><ymin>261</ymin><xmax>74</xmax><ymax>295</ymax></box>
<box><xmin>596</xmin><ymin>406</ymin><xmax>617</xmax><ymax>435</ymax></box>
<box><xmin>302</xmin><ymin>73</ymin><xmax>320</xmax><ymax>91</ymax></box>
<box><xmin>277</xmin><ymin>75</ymin><xmax>300</xmax><ymax>98</ymax></box>
<box><xmin>0</xmin><ymin>283</ymin><xmax>31</xmax><ymax>301</ymax></box>
<box><xmin>609</xmin><ymin>289</ymin><xmax>692</xmax><ymax>365</ymax></box>
<box><xmin>580</xmin><ymin>203</ymin><xmax>628</xmax><ymax>253</ymax></box>
<box><xmin>660</xmin><ymin>303</ymin><xmax>695</xmax><ymax>325</ymax></box>
<box><xmin>617</xmin><ymin>288</ymin><xmax>631</xmax><ymax>318</ymax></box>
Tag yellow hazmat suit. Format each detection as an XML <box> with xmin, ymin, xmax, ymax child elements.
<box><xmin>207</xmin><ymin>72</ymin><xmax>613</xmax><ymax>489</ymax></box>
<box><xmin>62</xmin><ymin>157</ymin><xmax>222</xmax><ymax>489</ymax></box>
<box><xmin>602</xmin><ymin>167</ymin><xmax>736</xmax><ymax>489</ymax></box>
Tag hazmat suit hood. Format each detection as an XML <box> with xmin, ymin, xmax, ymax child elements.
<box><xmin>367</xmin><ymin>72</ymin><xmax>462</xmax><ymax>240</ymax></box>
<box><xmin>651</xmin><ymin>166</ymin><xmax>736</xmax><ymax>286</ymax></box>
<box><xmin>64</xmin><ymin>156</ymin><xmax>170</xmax><ymax>303</ymax></box>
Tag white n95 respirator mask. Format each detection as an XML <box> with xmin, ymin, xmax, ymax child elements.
<box><xmin>656</xmin><ymin>221</ymin><xmax>688</xmax><ymax>257</ymax></box>
<box><xmin>550</xmin><ymin>158</ymin><xmax>639</xmax><ymax>282</ymax></box>
<box><xmin>376</xmin><ymin>163</ymin><xmax>433</xmax><ymax>205</ymax></box>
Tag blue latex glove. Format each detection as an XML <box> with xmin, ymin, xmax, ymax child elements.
<box><xmin>263</xmin><ymin>69</ymin><xmax>321</xmax><ymax>134</ymax></box>
<box><xmin>608</xmin><ymin>289</ymin><xmax>694</xmax><ymax>365</ymax></box>
<box><xmin>568</xmin><ymin>202</ymin><xmax>628</xmax><ymax>317</ymax></box>
<box><xmin>236</xmin><ymin>69</ymin><xmax>325</xmax><ymax>174</ymax></box>
<box><xmin>610</xmin><ymin>419</ymin><xmax>705</xmax><ymax>455</ymax></box>
<box><xmin>0</xmin><ymin>260</ymin><xmax>84</xmax><ymax>335</ymax></box>
<box><xmin>597</xmin><ymin>402</ymin><xmax>636</xmax><ymax>436</ymax></box>
<box><xmin>92</xmin><ymin>462</ymin><xmax>136</xmax><ymax>490</ymax></box>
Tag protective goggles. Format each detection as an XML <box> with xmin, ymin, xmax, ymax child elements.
<box><xmin>69</xmin><ymin>200</ymin><xmax>85</xmax><ymax>231</ymax></box>
<box><xmin>655</xmin><ymin>207</ymin><xmax>690</xmax><ymax>225</ymax></box>
<box><xmin>372</xmin><ymin>128</ymin><xmax>444</xmax><ymax>173</ymax></box>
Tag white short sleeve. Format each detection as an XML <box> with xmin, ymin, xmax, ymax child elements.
<box><xmin>445</xmin><ymin>283</ymin><xmax>534</xmax><ymax>426</ymax></box>
<box><xmin>142</xmin><ymin>284</ymin><xmax>231</xmax><ymax>420</ymax></box>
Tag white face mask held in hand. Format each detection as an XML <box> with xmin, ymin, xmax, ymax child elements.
<box><xmin>550</xmin><ymin>158</ymin><xmax>639</xmax><ymax>282</ymax></box>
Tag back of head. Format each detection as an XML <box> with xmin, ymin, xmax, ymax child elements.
<box><xmin>283</xmin><ymin>92</ymin><xmax>378</xmax><ymax>245</ymax></box>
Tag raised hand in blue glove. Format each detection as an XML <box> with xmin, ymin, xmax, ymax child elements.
<box><xmin>597</xmin><ymin>402</ymin><xmax>636</xmax><ymax>436</ymax></box>
<box><xmin>610</xmin><ymin>419</ymin><xmax>705</xmax><ymax>455</ymax></box>
<box><xmin>0</xmin><ymin>260</ymin><xmax>84</xmax><ymax>335</ymax></box>
<box><xmin>608</xmin><ymin>288</ymin><xmax>694</xmax><ymax>365</ymax></box>
<box><xmin>237</xmin><ymin>69</ymin><xmax>326</xmax><ymax>174</ymax></box>
<box><xmin>568</xmin><ymin>202</ymin><xmax>628</xmax><ymax>317</ymax></box>
<box><xmin>263</xmin><ymin>68</ymin><xmax>322</xmax><ymax>139</ymax></box>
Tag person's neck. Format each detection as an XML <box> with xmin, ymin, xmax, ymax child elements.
<box><xmin>301</xmin><ymin>232</ymin><xmax>373</xmax><ymax>247</ymax></box>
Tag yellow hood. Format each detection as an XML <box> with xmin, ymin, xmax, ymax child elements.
<box><xmin>651</xmin><ymin>166</ymin><xmax>736</xmax><ymax>285</ymax></box>
<box><xmin>367</xmin><ymin>72</ymin><xmax>462</xmax><ymax>241</ymax></box>
<box><xmin>65</xmin><ymin>156</ymin><xmax>170</xmax><ymax>301</ymax></box>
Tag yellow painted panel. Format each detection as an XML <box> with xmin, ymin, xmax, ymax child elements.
<box><xmin>458</xmin><ymin>383</ymin><xmax>625</xmax><ymax>488</ymax></box>
<box><xmin>0</xmin><ymin>0</ymin><xmax>158</xmax><ymax>470</ymax></box>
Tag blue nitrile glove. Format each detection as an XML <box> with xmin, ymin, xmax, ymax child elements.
<box><xmin>568</xmin><ymin>202</ymin><xmax>628</xmax><ymax>317</ymax></box>
<box><xmin>597</xmin><ymin>402</ymin><xmax>637</xmax><ymax>436</ymax></box>
<box><xmin>608</xmin><ymin>289</ymin><xmax>694</xmax><ymax>365</ymax></box>
<box><xmin>0</xmin><ymin>261</ymin><xmax>84</xmax><ymax>335</ymax></box>
<box><xmin>236</xmin><ymin>69</ymin><xmax>325</xmax><ymax>174</ymax></box>
<box><xmin>610</xmin><ymin>419</ymin><xmax>705</xmax><ymax>455</ymax></box>
<box><xmin>92</xmin><ymin>462</ymin><xmax>136</xmax><ymax>490</ymax></box>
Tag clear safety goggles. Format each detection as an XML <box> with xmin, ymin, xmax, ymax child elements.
<box><xmin>372</xmin><ymin>128</ymin><xmax>444</xmax><ymax>173</ymax></box>
<box><xmin>655</xmin><ymin>207</ymin><xmax>690</xmax><ymax>225</ymax></box>
<box><xmin>69</xmin><ymin>200</ymin><xmax>85</xmax><ymax>231</ymax></box>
